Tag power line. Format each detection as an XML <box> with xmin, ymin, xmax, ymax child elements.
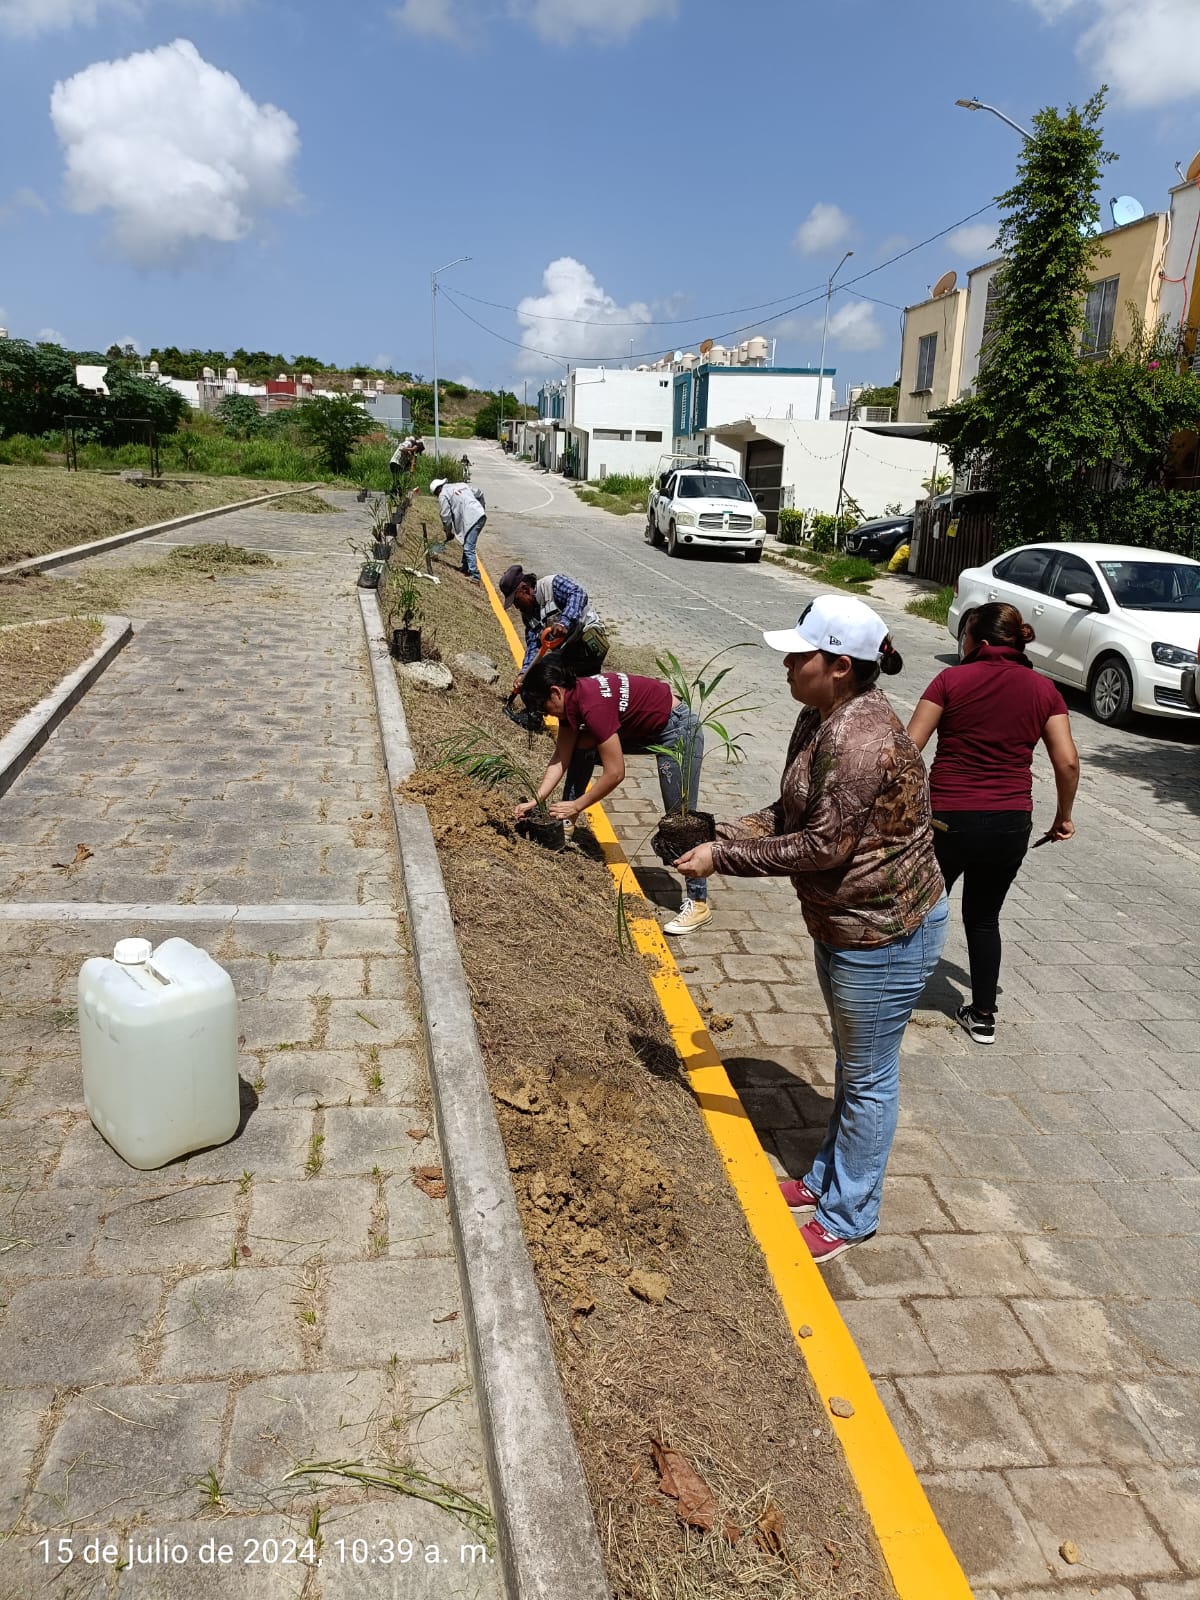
<box><xmin>450</xmin><ymin>282</ymin><xmax>830</xmax><ymax>328</ymax></box>
<box><xmin>441</xmin><ymin>200</ymin><xmax>997</xmax><ymax>366</ymax></box>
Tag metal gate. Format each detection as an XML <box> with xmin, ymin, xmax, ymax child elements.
<box><xmin>914</xmin><ymin>492</ymin><xmax>999</xmax><ymax>585</ymax></box>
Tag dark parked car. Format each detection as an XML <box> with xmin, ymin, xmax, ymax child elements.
<box><xmin>844</xmin><ymin>515</ymin><xmax>913</xmax><ymax>563</ymax></box>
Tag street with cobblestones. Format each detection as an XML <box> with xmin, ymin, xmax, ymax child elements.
<box><xmin>479</xmin><ymin>442</ymin><xmax>1200</xmax><ymax>1598</ymax></box>
<box><xmin>0</xmin><ymin>496</ymin><xmax>501</xmax><ymax>1599</ymax></box>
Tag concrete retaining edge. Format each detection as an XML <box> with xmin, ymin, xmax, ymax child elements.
<box><xmin>0</xmin><ymin>615</ymin><xmax>132</xmax><ymax>800</ymax></box>
<box><xmin>0</xmin><ymin>484</ymin><xmax>318</xmax><ymax>579</ymax></box>
<box><xmin>357</xmin><ymin>590</ymin><xmax>610</xmax><ymax>1600</ymax></box>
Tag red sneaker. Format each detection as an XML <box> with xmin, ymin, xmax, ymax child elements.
<box><xmin>800</xmin><ymin>1218</ymin><xmax>870</xmax><ymax>1265</ymax></box>
<box><xmin>778</xmin><ymin>1178</ymin><xmax>820</xmax><ymax>1216</ymax></box>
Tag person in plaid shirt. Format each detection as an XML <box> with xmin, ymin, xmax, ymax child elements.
<box><xmin>498</xmin><ymin>565</ymin><xmax>609</xmax><ymax>681</ymax></box>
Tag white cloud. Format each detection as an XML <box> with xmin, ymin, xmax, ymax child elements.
<box><xmin>827</xmin><ymin>301</ymin><xmax>885</xmax><ymax>352</ymax></box>
<box><xmin>0</xmin><ymin>186</ymin><xmax>49</xmax><ymax>223</ymax></box>
<box><xmin>393</xmin><ymin>0</ymin><xmax>461</xmax><ymax>40</ymax></box>
<box><xmin>0</xmin><ymin>0</ymin><xmax>245</xmax><ymax>36</ymax></box>
<box><xmin>50</xmin><ymin>39</ymin><xmax>300</xmax><ymax>267</ymax></box>
<box><xmin>112</xmin><ymin>334</ymin><xmax>142</xmax><ymax>351</ymax></box>
<box><xmin>514</xmin><ymin>256</ymin><xmax>652</xmax><ymax>371</ymax></box>
<box><xmin>947</xmin><ymin>223</ymin><xmax>998</xmax><ymax>261</ymax></box>
<box><xmin>793</xmin><ymin>202</ymin><xmax>855</xmax><ymax>257</ymax></box>
<box><xmin>38</xmin><ymin>328</ymin><xmax>65</xmax><ymax>343</ymax></box>
<box><xmin>877</xmin><ymin>233</ymin><xmax>911</xmax><ymax>259</ymax></box>
<box><xmin>514</xmin><ymin>0</ymin><xmax>677</xmax><ymax>45</ymax></box>
<box><xmin>456</xmin><ymin>374</ymin><xmax>481</xmax><ymax>389</ymax></box>
<box><xmin>1023</xmin><ymin>0</ymin><xmax>1200</xmax><ymax>109</ymax></box>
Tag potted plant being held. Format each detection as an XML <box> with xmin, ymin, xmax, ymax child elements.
<box><xmin>647</xmin><ymin>647</ymin><xmax>757</xmax><ymax>865</ymax></box>
<box><xmin>439</xmin><ymin>727</ymin><xmax>567</xmax><ymax>852</ymax></box>
<box><xmin>386</xmin><ymin>566</ymin><xmax>424</xmax><ymax>662</ymax></box>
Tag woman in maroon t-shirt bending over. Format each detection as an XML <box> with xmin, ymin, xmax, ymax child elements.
<box><xmin>907</xmin><ymin>602</ymin><xmax>1080</xmax><ymax>1046</ymax></box>
<box><xmin>515</xmin><ymin>657</ymin><xmax>713</xmax><ymax>935</ymax></box>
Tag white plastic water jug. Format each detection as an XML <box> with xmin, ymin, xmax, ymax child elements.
<box><xmin>78</xmin><ymin>937</ymin><xmax>241</xmax><ymax>1170</ymax></box>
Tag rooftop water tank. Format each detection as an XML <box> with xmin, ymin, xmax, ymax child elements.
<box><xmin>202</xmin><ymin>366</ymin><xmax>216</xmax><ymax>380</ymax></box>
<box><xmin>737</xmin><ymin>341</ymin><xmax>751</xmax><ymax>363</ymax></box>
<box><xmin>301</xmin><ymin>373</ymin><xmax>313</xmax><ymax>386</ymax></box>
<box><xmin>225</xmin><ymin>367</ymin><xmax>238</xmax><ymax>383</ymax></box>
<box><xmin>680</xmin><ymin>352</ymin><xmax>697</xmax><ymax>370</ymax></box>
<box><xmin>351</xmin><ymin>377</ymin><xmax>364</xmax><ymax>391</ymax></box>
<box><xmin>747</xmin><ymin>336</ymin><xmax>769</xmax><ymax>365</ymax></box>
<box><xmin>277</xmin><ymin>373</ymin><xmax>289</xmax><ymax>382</ymax></box>
<box><xmin>149</xmin><ymin>361</ymin><xmax>160</xmax><ymax>376</ymax></box>
<box><xmin>708</xmin><ymin>344</ymin><xmax>729</xmax><ymax>366</ymax></box>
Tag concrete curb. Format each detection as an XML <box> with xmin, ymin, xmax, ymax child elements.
<box><xmin>356</xmin><ymin>589</ymin><xmax>609</xmax><ymax>1600</ymax></box>
<box><xmin>0</xmin><ymin>615</ymin><xmax>132</xmax><ymax>800</ymax></box>
<box><xmin>0</xmin><ymin>484</ymin><xmax>318</xmax><ymax>579</ymax></box>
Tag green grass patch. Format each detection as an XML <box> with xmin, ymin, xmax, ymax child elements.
<box><xmin>575</xmin><ymin>487</ymin><xmax>642</xmax><ymax>516</ymax></box>
<box><xmin>247</xmin><ymin>491</ymin><xmax>339</xmax><ymax>515</ymax></box>
<box><xmin>768</xmin><ymin>545</ymin><xmax>879</xmax><ymax>592</ymax></box>
<box><xmin>165</xmin><ymin>542</ymin><xmax>275</xmax><ymax>571</ymax></box>
<box><xmin>575</xmin><ymin>474</ymin><xmax>651</xmax><ymax>517</ymax></box>
<box><xmin>905</xmin><ymin>586</ymin><xmax>954</xmax><ymax>626</ymax></box>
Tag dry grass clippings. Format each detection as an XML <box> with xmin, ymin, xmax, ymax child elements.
<box><xmin>390</xmin><ymin>506</ymin><xmax>893</xmax><ymax>1600</ymax></box>
<box><xmin>0</xmin><ymin>616</ymin><xmax>103</xmax><ymax>737</ymax></box>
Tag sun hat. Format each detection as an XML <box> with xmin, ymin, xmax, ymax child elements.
<box><xmin>429</xmin><ymin>478</ymin><xmax>447</xmax><ymax>494</ymax></box>
<box><xmin>498</xmin><ymin>564</ymin><xmax>529</xmax><ymax>602</ymax></box>
<box><xmin>762</xmin><ymin>595</ymin><xmax>888</xmax><ymax>661</ymax></box>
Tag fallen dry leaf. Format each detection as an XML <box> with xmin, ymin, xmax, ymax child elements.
<box><xmin>797</xmin><ymin>1324</ymin><xmax>813</xmax><ymax>1339</ymax></box>
<box><xmin>628</xmin><ymin>1269</ymin><xmax>670</xmax><ymax>1305</ymax></box>
<box><xmin>1059</xmin><ymin>1539</ymin><xmax>1080</xmax><ymax>1565</ymax></box>
<box><xmin>239</xmin><ymin>1245</ymin><xmax>251</xmax><ymax>1259</ymax></box>
<box><xmin>52</xmin><ymin>842</ymin><xmax>93</xmax><ymax>872</ymax></box>
<box><xmin>406</xmin><ymin>1127</ymin><xmax>430</xmax><ymax>1141</ymax></box>
<box><xmin>413</xmin><ymin>1165</ymin><xmax>446</xmax><ymax>1199</ymax></box>
<box><xmin>571</xmin><ymin>1294</ymin><xmax>595</xmax><ymax>1316</ymax></box>
<box><xmin>754</xmin><ymin>1500</ymin><xmax>785</xmax><ymax>1555</ymax></box>
<box><xmin>828</xmin><ymin>1396</ymin><xmax>855</xmax><ymax>1418</ymax></box>
<box><xmin>650</xmin><ymin>1439</ymin><xmax>741</xmax><ymax>1544</ymax></box>
<box><xmin>432</xmin><ymin>1310</ymin><xmax>459</xmax><ymax>1324</ymax></box>
<box><xmin>707</xmin><ymin>1012</ymin><xmax>734</xmax><ymax>1033</ymax></box>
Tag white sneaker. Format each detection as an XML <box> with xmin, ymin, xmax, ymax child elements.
<box><xmin>663</xmin><ymin>898</ymin><xmax>713</xmax><ymax>936</ymax></box>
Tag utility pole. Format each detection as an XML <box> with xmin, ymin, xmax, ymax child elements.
<box><xmin>431</xmin><ymin>255</ymin><xmax>470</xmax><ymax>458</ymax></box>
<box><xmin>815</xmin><ymin>250</ymin><xmax>853</xmax><ymax>421</ymax></box>
<box><xmin>954</xmin><ymin>97</ymin><xmax>1033</xmax><ymax>142</ymax></box>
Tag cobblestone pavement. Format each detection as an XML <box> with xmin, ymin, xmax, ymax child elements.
<box><xmin>0</xmin><ymin>494</ymin><xmax>502</xmax><ymax>1598</ymax></box>
<box><xmin>477</xmin><ymin>443</ymin><xmax>1200</xmax><ymax>1598</ymax></box>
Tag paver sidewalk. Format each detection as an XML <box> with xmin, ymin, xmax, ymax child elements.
<box><xmin>0</xmin><ymin>496</ymin><xmax>502</xmax><ymax>1598</ymax></box>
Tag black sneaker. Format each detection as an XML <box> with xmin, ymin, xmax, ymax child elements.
<box><xmin>956</xmin><ymin>1004</ymin><xmax>995</xmax><ymax>1045</ymax></box>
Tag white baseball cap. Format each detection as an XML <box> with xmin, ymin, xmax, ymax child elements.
<box><xmin>429</xmin><ymin>478</ymin><xmax>447</xmax><ymax>494</ymax></box>
<box><xmin>762</xmin><ymin>595</ymin><xmax>888</xmax><ymax>661</ymax></box>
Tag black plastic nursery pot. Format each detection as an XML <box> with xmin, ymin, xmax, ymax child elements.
<box><xmin>651</xmin><ymin>809</ymin><xmax>716</xmax><ymax>864</ymax></box>
<box><xmin>390</xmin><ymin>628</ymin><xmax>422</xmax><ymax>662</ymax></box>
<box><xmin>383</xmin><ymin>519</ymin><xmax>399</xmax><ymax>537</ymax></box>
<box><xmin>517</xmin><ymin>815</ymin><xmax>567</xmax><ymax>852</ymax></box>
<box><xmin>372</xmin><ymin>540</ymin><xmax>392</xmax><ymax>561</ymax></box>
<box><xmin>357</xmin><ymin>564</ymin><xmax>382</xmax><ymax>589</ymax></box>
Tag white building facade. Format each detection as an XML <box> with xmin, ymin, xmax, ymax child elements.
<box><xmin>672</xmin><ymin>365</ymin><xmax>833</xmax><ymax>467</ymax></box>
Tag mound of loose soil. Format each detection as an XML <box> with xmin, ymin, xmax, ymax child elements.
<box><xmin>392</xmin><ymin>508</ymin><xmax>891</xmax><ymax>1600</ymax></box>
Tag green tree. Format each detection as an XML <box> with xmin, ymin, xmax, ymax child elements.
<box><xmin>215</xmin><ymin>393</ymin><xmax>264</xmax><ymax>439</ymax></box>
<box><xmin>473</xmin><ymin>391</ymin><xmax>520</xmax><ymax>439</ymax></box>
<box><xmin>298</xmin><ymin>394</ymin><xmax>372</xmax><ymax>475</ymax></box>
<box><xmin>931</xmin><ymin>91</ymin><xmax>1115</xmax><ymax>545</ymax></box>
<box><xmin>0</xmin><ymin>338</ymin><xmax>76</xmax><ymax>437</ymax></box>
<box><xmin>856</xmin><ymin>385</ymin><xmax>899</xmax><ymax>412</ymax></box>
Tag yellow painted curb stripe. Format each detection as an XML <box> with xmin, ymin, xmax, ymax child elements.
<box><xmin>478</xmin><ymin>560</ymin><xmax>972</xmax><ymax>1600</ymax></box>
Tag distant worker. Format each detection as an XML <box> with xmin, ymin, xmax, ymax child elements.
<box><xmin>498</xmin><ymin>564</ymin><xmax>610</xmax><ymax>683</ymax></box>
<box><xmin>390</xmin><ymin>435</ymin><xmax>423</xmax><ymax>489</ymax></box>
<box><xmin>430</xmin><ymin>477</ymin><xmax>487</xmax><ymax>583</ymax></box>
<box><xmin>460</xmin><ymin>453</ymin><xmax>471</xmax><ymax>482</ymax></box>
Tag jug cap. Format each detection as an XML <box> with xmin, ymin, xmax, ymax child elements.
<box><xmin>114</xmin><ymin>937</ymin><xmax>152</xmax><ymax>965</ymax></box>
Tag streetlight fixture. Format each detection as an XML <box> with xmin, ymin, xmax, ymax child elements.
<box><xmin>431</xmin><ymin>255</ymin><xmax>470</xmax><ymax>457</ymax></box>
<box><xmin>815</xmin><ymin>249</ymin><xmax>854</xmax><ymax>421</ymax></box>
<box><xmin>955</xmin><ymin>98</ymin><xmax>1033</xmax><ymax>143</ymax></box>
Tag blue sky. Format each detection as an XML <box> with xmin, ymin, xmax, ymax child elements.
<box><xmin>2</xmin><ymin>0</ymin><xmax>1199</xmax><ymax>396</ymax></box>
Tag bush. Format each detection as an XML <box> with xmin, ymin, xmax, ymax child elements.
<box><xmin>347</xmin><ymin>444</ymin><xmax>466</xmax><ymax>493</ymax></box>
<box><xmin>298</xmin><ymin>395</ymin><xmax>373</xmax><ymax>476</ymax></box>
<box><xmin>777</xmin><ymin>508</ymin><xmax>858</xmax><ymax>549</ymax></box>
<box><xmin>595</xmin><ymin>473</ymin><xmax>651</xmax><ymax>500</ymax></box>
<box><xmin>0</xmin><ymin>433</ymin><xmax>50</xmax><ymax>465</ymax></box>
<box><xmin>778</xmin><ymin>509</ymin><xmax>806</xmax><ymax>544</ymax></box>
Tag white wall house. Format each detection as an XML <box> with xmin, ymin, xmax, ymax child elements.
<box><xmin>707</xmin><ymin>417</ymin><xmax>943</xmax><ymax>525</ymax></box>
<box><xmin>672</xmin><ymin>364</ymin><xmax>833</xmax><ymax>468</ymax></box>
<box><xmin>557</xmin><ymin>368</ymin><xmax>674</xmax><ymax>479</ymax></box>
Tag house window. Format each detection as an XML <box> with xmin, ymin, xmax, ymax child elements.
<box><xmin>1081</xmin><ymin>275</ymin><xmax>1119</xmax><ymax>357</ymax></box>
<box><xmin>635</xmin><ymin>429</ymin><xmax>662</xmax><ymax>442</ymax></box>
<box><xmin>594</xmin><ymin>428</ymin><xmax>631</xmax><ymax>441</ymax></box>
<box><xmin>914</xmin><ymin>333</ymin><xmax>937</xmax><ymax>393</ymax></box>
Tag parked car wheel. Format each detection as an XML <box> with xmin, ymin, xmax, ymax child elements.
<box><xmin>644</xmin><ymin>515</ymin><xmax>660</xmax><ymax>547</ymax></box>
<box><xmin>744</xmin><ymin>547</ymin><xmax>763</xmax><ymax>563</ymax></box>
<box><xmin>1089</xmin><ymin>654</ymin><xmax>1134</xmax><ymax>727</ymax></box>
<box><xmin>666</xmin><ymin>522</ymin><xmax>682</xmax><ymax>558</ymax></box>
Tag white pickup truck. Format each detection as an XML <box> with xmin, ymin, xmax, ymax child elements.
<box><xmin>644</xmin><ymin>458</ymin><xmax>767</xmax><ymax>561</ymax></box>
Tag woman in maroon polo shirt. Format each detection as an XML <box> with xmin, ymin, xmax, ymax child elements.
<box><xmin>515</xmin><ymin>657</ymin><xmax>712</xmax><ymax>935</ymax></box>
<box><xmin>907</xmin><ymin>601</ymin><xmax>1080</xmax><ymax>1046</ymax></box>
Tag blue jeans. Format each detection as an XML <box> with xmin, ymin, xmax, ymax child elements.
<box><xmin>564</xmin><ymin>702</ymin><xmax>708</xmax><ymax>901</ymax></box>
<box><xmin>461</xmin><ymin>515</ymin><xmax>485</xmax><ymax>578</ymax></box>
<box><xmin>804</xmin><ymin>896</ymin><xmax>949</xmax><ymax>1241</ymax></box>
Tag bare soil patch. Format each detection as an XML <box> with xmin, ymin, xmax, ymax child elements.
<box><xmin>0</xmin><ymin>617</ymin><xmax>103</xmax><ymax>737</ymax></box>
<box><xmin>0</xmin><ymin>465</ymin><xmax>308</xmax><ymax>566</ymax></box>
<box><xmin>390</xmin><ymin>502</ymin><xmax>891</xmax><ymax>1600</ymax></box>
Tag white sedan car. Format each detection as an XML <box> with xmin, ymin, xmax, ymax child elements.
<box><xmin>948</xmin><ymin>542</ymin><xmax>1200</xmax><ymax>727</ymax></box>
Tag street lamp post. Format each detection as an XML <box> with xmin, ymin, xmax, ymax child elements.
<box><xmin>431</xmin><ymin>255</ymin><xmax>470</xmax><ymax>458</ymax></box>
<box><xmin>815</xmin><ymin>250</ymin><xmax>853</xmax><ymax>421</ymax></box>
<box><xmin>954</xmin><ymin>98</ymin><xmax>1033</xmax><ymax>143</ymax></box>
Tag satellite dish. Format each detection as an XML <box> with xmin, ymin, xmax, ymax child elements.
<box><xmin>700</xmin><ymin>338</ymin><xmax>714</xmax><ymax>355</ymax></box>
<box><xmin>673</xmin><ymin>349</ymin><xmax>684</xmax><ymax>363</ymax></box>
<box><xmin>1110</xmin><ymin>195</ymin><xmax>1145</xmax><ymax>228</ymax></box>
<box><xmin>1187</xmin><ymin>150</ymin><xmax>1200</xmax><ymax>185</ymax></box>
<box><xmin>932</xmin><ymin>270</ymin><xmax>958</xmax><ymax>298</ymax></box>
<box><xmin>1080</xmin><ymin>219</ymin><xmax>1103</xmax><ymax>237</ymax></box>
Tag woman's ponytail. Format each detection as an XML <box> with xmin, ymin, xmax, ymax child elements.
<box><xmin>879</xmin><ymin>636</ymin><xmax>904</xmax><ymax>677</ymax></box>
